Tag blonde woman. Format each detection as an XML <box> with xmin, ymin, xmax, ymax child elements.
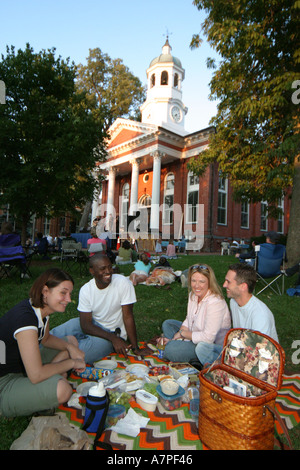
<box><xmin>162</xmin><ymin>264</ymin><xmax>231</xmax><ymax>367</ymax></box>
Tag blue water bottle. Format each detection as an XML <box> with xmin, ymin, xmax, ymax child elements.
<box><xmin>83</xmin><ymin>382</ymin><xmax>108</xmax><ymax>434</ymax></box>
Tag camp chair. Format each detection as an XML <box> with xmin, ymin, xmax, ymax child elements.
<box><xmin>0</xmin><ymin>233</ymin><xmax>21</xmax><ymax>247</ymax></box>
<box><xmin>254</xmin><ymin>243</ymin><xmax>286</xmax><ymax>295</ymax></box>
<box><xmin>0</xmin><ymin>245</ymin><xmax>32</xmax><ymax>281</ymax></box>
<box><xmin>61</xmin><ymin>241</ymin><xmax>82</xmax><ymax>272</ymax></box>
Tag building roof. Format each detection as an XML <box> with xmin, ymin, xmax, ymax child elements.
<box><xmin>149</xmin><ymin>38</ymin><xmax>182</xmax><ymax>69</ymax></box>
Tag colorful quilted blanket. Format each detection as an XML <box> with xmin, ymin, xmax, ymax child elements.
<box><xmin>58</xmin><ymin>352</ymin><xmax>300</xmax><ymax>451</ymax></box>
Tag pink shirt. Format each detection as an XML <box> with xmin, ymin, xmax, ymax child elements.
<box><xmin>166</xmin><ymin>244</ymin><xmax>176</xmax><ymax>257</ymax></box>
<box><xmin>182</xmin><ymin>290</ymin><xmax>231</xmax><ymax>345</ymax></box>
<box><xmin>87</xmin><ymin>237</ymin><xmax>107</xmax><ymax>256</ymax></box>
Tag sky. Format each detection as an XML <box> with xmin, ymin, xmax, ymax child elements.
<box><xmin>0</xmin><ymin>0</ymin><xmax>220</xmax><ymax>133</ymax></box>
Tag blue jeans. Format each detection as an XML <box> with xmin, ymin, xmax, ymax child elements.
<box><xmin>50</xmin><ymin>318</ymin><xmax>114</xmax><ymax>364</ymax></box>
<box><xmin>162</xmin><ymin>319</ymin><xmax>222</xmax><ymax>365</ymax></box>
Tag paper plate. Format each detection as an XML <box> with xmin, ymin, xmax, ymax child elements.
<box><xmin>125</xmin><ymin>363</ymin><xmax>149</xmax><ymax>377</ymax></box>
<box><xmin>93</xmin><ymin>360</ymin><xmax>118</xmax><ymax>370</ymax></box>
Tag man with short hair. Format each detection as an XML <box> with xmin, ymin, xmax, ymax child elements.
<box><xmin>223</xmin><ymin>263</ymin><xmax>279</xmax><ymax>342</ymax></box>
<box><xmin>235</xmin><ymin>230</ymin><xmax>280</xmax><ymax>263</ymax></box>
<box><xmin>51</xmin><ymin>254</ymin><xmax>149</xmax><ymax>363</ymax></box>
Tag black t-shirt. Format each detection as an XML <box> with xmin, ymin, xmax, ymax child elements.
<box><xmin>0</xmin><ymin>299</ymin><xmax>48</xmax><ymax>377</ymax></box>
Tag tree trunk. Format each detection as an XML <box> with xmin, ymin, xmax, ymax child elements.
<box><xmin>286</xmin><ymin>155</ymin><xmax>300</xmax><ymax>266</ymax></box>
<box><xmin>78</xmin><ymin>201</ymin><xmax>92</xmax><ymax>232</ymax></box>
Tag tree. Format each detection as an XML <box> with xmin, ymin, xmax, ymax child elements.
<box><xmin>0</xmin><ymin>44</ymin><xmax>107</xmax><ymax>244</ymax></box>
<box><xmin>76</xmin><ymin>48</ymin><xmax>146</xmax><ymax>131</ymax></box>
<box><xmin>189</xmin><ymin>0</ymin><xmax>300</xmax><ymax>263</ymax></box>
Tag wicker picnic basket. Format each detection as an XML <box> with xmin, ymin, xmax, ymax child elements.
<box><xmin>198</xmin><ymin>328</ymin><xmax>285</xmax><ymax>450</ymax></box>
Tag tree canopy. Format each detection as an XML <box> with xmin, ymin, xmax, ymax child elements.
<box><xmin>76</xmin><ymin>48</ymin><xmax>146</xmax><ymax>131</ymax></box>
<box><xmin>0</xmin><ymin>44</ymin><xmax>107</xmax><ymax>242</ymax></box>
<box><xmin>189</xmin><ymin>0</ymin><xmax>300</xmax><ymax>262</ymax></box>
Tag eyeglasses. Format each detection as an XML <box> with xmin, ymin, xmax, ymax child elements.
<box><xmin>190</xmin><ymin>264</ymin><xmax>209</xmax><ymax>271</ymax></box>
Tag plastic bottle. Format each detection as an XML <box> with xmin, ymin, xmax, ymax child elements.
<box><xmin>89</xmin><ymin>381</ymin><xmax>106</xmax><ymax>397</ymax></box>
<box><xmin>157</xmin><ymin>334</ymin><xmax>165</xmax><ymax>359</ymax></box>
<box><xmin>83</xmin><ymin>382</ymin><xmax>107</xmax><ymax>433</ymax></box>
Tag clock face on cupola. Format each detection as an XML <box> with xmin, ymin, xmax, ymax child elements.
<box><xmin>171</xmin><ymin>105</ymin><xmax>181</xmax><ymax>122</ymax></box>
<box><xmin>140</xmin><ymin>36</ymin><xmax>188</xmax><ymax>135</ymax></box>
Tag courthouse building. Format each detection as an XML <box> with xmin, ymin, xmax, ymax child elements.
<box><xmin>94</xmin><ymin>38</ymin><xmax>290</xmax><ymax>252</ymax></box>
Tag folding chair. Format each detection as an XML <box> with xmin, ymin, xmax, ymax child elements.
<box><xmin>0</xmin><ymin>245</ymin><xmax>31</xmax><ymax>281</ymax></box>
<box><xmin>0</xmin><ymin>233</ymin><xmax>21</xmax><ymax>247</ymax></box>
<box><xmin>61</xmin><ymin>241</ymin><xmax>82</xmax><ymax>272</ymax></box>
<box><xmin>254</xmin><ymin>243</ymin><xmax>286</xmax><ymax>295</ymax></box>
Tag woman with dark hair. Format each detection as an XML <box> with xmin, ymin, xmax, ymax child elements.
<box><xmin>0</xmin><ymin>268</ymin><xmax>85</xmax><ymax>417</ymax></box>
<box><xmin>161</xmin><ymin>264</ymin><xmax>231</xmax><ymax>367</ymax></box>
<box><xmin>116</xmin><ymin>240</ymin><xmax>133</xmax><ymax>264</ymax></box>
<box><xmin>129</xmin><ymin>252</ymin><xmax>152</xmax><ymax>286</ymax></box>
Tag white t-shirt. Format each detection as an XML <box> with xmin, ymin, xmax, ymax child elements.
<box><xmin>78</xmin><ymin>274</ymin><xmax>136</xmax><ymax>339</ymax></box>
<box><xmin>230</xmin><ymin>295</ymin><xmax>279</xmax><ymax>342</ymax></box>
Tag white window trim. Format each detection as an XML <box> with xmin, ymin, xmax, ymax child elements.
<box><xmin>163</xmin><ymin>173</ymin><xmax>174</xmax><ymax>226</ymax></box>
<box><xmin>186</xmin><ymin>171</ymin><xmax>199</xmax><ymax>224</ymax></box>
<box><xmin>277</xmin><ymin>197</ymin><xmax>284</xmax><ymax>234</ymax></box>
<box><xmin>217</xmin><ymin>176</ymin><xmax>228</xmax><ymax>226</ymax></box>
<box><xmin>241</xmin><ymin>199</ymin><xmax>249</xmax><ymax>229</ymax></box>
<box><xmin>260</xmin><ymin>200</ymin><xmax>268</xmax><ymax>232</ymax></box>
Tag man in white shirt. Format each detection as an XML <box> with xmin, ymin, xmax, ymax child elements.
<box><xmin>223</xmin><ymin>263</ymin><xmax>279</xmax><ymax>342</ymax></box>
<box><xmin>51</xmin><ymin>254</ymin><xmax>149</xmax><ymax>363</ymax></box>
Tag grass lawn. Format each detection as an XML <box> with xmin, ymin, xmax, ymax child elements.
<box><xmin>0</xmin><ymin>253</ymin><xmax>299</xmax><ymax>450</ymax></box>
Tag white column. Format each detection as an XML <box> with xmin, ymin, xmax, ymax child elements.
<box><xmin>129</xmin><ymin>158</ymin><xmax>140</xmax><ymax>215</ymax></box>
<box><xmin>150</xmin><ymin>151</ymin><xmax>164</xmax><ymax>233</ymax></box>
<box><xmin>91</xmin><ymin>169</ymin><xmax>101</xmax><ymax>221</ymax></box>
<box><xmin>107</xmin><ymin>166</ymin><xmax>116</xmax><ymax>215</ymax></box>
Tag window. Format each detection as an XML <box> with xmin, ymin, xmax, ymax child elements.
<box><xmin>174</xmin><ymin>73</ymin><xmax>179</xmax><ymax>88</ymax></box>
<box><xmin>260</xmin><ymin>201</ymin><xmax>268</xmax><ymax>231</ymax></box>
<box><xmin>143</xmin><ymin>173</ymin><xmax>149</xmax><ymax>183</ymax></box>
<box><xmin>120</xmin><ymin>183</ymin><xmax>130</xmax><ymax>228</ymax></box>
<box><xmin>277</xmin><ymin>197</ymin><xmax>284</xmax><ymax>233</ymax></box>
<box><xmin>217</xmin><ymin>175</ymin><xmax>227</xmax><ymax>225</ymax></box>
<box><xmin>150</xmin><ymin>73</ymin><xmax>155</xmax><ymax>88</ymax></box>
<box><xmin>139</xmin><ymin>194</ymin><xmax>151</xmax><ymax>207</ymax></box>
<box><xmin>43</xmin><ymin>217</ymin><xmax>50</xmax><ymax>235</ymax></box>
<box><xmin>240</xmin><ymin>199</ymin><xmax>249</xmax><ymax>229</ymax></box>
<box><xmin>59</xmin><ymin>217</ymin><xmax>66</xmax><ymax>235</ymax></box>
<box><xmin>186</xmin><ymin>172</ymin><xmax>199</xmax><ymax>224</ymax></box>
<box><xmin>161</xmin><ymin>71</ymin><xmax>168</xmax><ymax>85</ymax></box>
<box><xmin>163</xmin><ymin>173</ymin><xmax>174</xmax><ymax>225</ymax></box>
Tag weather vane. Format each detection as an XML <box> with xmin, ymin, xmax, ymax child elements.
<box><xmin>164</xmin><ymin>29</ymin><xmax>173</xmax><ymax>41</ymax></box>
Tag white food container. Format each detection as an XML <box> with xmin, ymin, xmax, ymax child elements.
<box><xmin>135</xmin><ymin>389</ymin><xmax>158</xmax><ymax>412</ymax></box>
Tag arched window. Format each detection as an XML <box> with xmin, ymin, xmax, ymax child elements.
<box><xmin>163</xmin><ymin>173</ymin><xmax>174</xmax><ymax>225</ymax></box>
<box><xmin>150</xmin><ymin>73</ymin><xmax>155</xmax><ymax>88</ymax></box>
<box><xmin>120</xmin><ymin>183</ymin><xmax>130</xmax><ymax>228</ymax></box>
<box><xmin>174</xmin><ymin>73</ymin><xmax>179</xmax><ymax>88</ymax></box>
<box><xmin>161</xmin><ymin>71</ymin><xmax>168</xmax><ymax>85</ymax></box>
<box><xmin>138</xmin><ymin>194</ymin><xmax>152</xmax><ymax>207</ymax></box>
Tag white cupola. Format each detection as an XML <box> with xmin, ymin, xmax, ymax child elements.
<box><xmin>140</xmin><ymin>37</ymin><xmax>188</xmax><ymax>135</ymax></box>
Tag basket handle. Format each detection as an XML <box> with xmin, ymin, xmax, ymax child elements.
<box><xmin>265</xmin><ymin>405</ymin><xmax>293</xmax><ymax>450</ymax></box>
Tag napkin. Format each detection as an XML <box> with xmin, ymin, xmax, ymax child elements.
<box><xmin>109</xmin><ymin>408</ymin><xmax>150</xmax><ymax>437</ymax></box>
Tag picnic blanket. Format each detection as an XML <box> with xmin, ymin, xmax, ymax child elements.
<box><xmin>58</xmin><ymin>352</ymin><xmax>300</xmax><ymax>450</ymax></box>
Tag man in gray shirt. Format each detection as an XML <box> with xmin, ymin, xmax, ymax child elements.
<box><xmin>223</xmin><ymin>263</ymin><xmax>279</xmax><ymax>342</ymax></box>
